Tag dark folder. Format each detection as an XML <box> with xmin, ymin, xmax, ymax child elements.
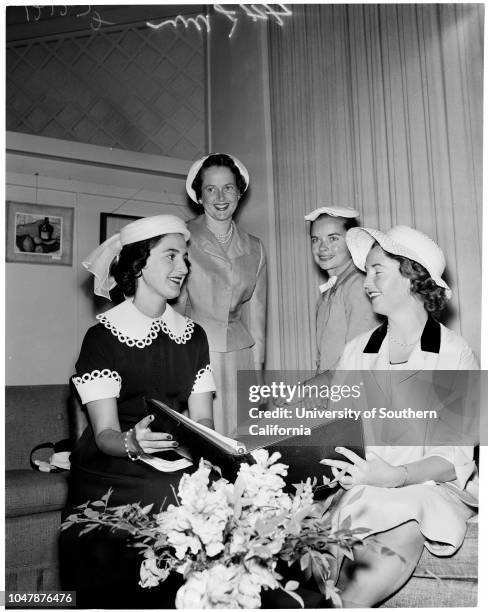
<box><xmin>146</xmin><ymin>397</ymin><xmax>364</xmax><ymax>496</ymax></box>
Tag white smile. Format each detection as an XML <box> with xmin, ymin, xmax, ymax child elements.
<box><xmin>367</xmin><ymin>291</ymin><xmax>381</xmax><ymax>299</ymax></box>
<box><xmin>169</xmin><ymin>276</ymin><xmax>185</xmax><ymax>286</ymax></box>
<box><xmin>319</xmin><ymin>255</ymin><xmax>334</xmax><ymax>261</ymax></box>
<box><xmin>214</xmin><ymin>204</ymin><xmax>230</xmax><ymax>211</ymax></box>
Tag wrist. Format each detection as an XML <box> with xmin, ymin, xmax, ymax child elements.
<box><xmin>394</xmin><ymin>465</ymin><xmax>408</xmax><ymax>488</ymax></box>
<box><xmin>124</xmin><ymin>428</ymin><xmax>141</xmax><ymax>461</ymax></box>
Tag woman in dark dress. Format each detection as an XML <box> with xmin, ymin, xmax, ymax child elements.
<box><xmin>60</xmin><ymin>215</ymin><xmax>215</xmax><ymax>609</ymax></box>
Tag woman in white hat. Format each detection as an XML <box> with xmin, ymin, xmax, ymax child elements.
<box><xmin>320</xmin><ymin>225</ymin><xmax>478</xmax><ymax>607</ymax></box>
<box><xmin>305</xmin><ymin>206</ymin><xmax>377</xmax><ymax>371</ymax></box>
<box><xmin>179</xmin><ymin>153</ymin><xmax>267</xmax><ymax>436</ymax></box>
<box><xmin>60</xmin><ymin>215</ymin><xmax>216</xmax><ymax>608</ymax></box>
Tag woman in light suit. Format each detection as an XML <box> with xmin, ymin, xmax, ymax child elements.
<box><xmin>178</xmin><ymin>153</ymin><xmax>267</xmax><ymax>436</ymax></box>
<box><xmin>320</xmin><ymin>225</ymin><xmax>478</xmax><ymax>607</ymax></box>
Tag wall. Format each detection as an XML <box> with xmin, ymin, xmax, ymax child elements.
<box><xmin>207</xmin><ymin>15</ymin><xmax>280</xmax><ymax>368</ymax></box>
<box><xmin>6</xmin><ymin>5</ymin><xmax>207</xmax><ymax>159</ymax></box>
<box><xmin>5</xmin><ymin>132</ymin><xmax>193</xmax><ymax>385</ymax></box>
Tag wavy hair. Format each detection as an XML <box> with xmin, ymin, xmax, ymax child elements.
<box><xmin>110</xmin><ymin>235</ymin><xmax>164</xmax><ymax>297</ymax></box>
<box><xmin>388</xmin><ymin>253</ymin><xmax>448</xmax><ymax>317</ymax></box>
<box><xmin>191</xmin><ymin>153</ymin><xmax>247</xmax><ymax>201</ymax></box>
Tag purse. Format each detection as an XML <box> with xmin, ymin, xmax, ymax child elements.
<box><xmin>29</xmin><ymin>438</ymin><xmax>72</xmax><ymax>472</ymax></box>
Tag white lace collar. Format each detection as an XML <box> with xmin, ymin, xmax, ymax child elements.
<box><xmin>96</xmin><ymin>300</ymin><xmax>195</xmax><ymax>348</ymax></box>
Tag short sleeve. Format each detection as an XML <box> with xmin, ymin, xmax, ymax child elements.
<box><xmin>423</xmin><ymin>446</ymin><xmax>475</xmax><ymax>489</ymax></box>
<box><xmin>72</xmin><ymin>325</ymin><xmax>122</xmax><ymax>404</ymax></box>
<box><xmin>190</xmin><ymin>324</ymin><xmax>216</xmax><ymax>394</ymax></box>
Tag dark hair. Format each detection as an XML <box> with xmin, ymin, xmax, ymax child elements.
<box><xmin>192</xmin><ymin>153</ymin><xmax>247</xmax><ymax>201</ymax></box>
<box><xmin>110</xmin><ymin>235</ymin><xmax>164</xmax><ymax>297</ymax></box>
<box><xmin>310</xmin><ymin>213</ymin><xmax>359</xmax><ymax>235</ymax></box>
<box><xmin>388</xmin><ymin>253</ymin><xmax>448</xmax><ymax>317</ymax></box>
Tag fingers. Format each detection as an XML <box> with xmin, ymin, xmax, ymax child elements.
<box><xmin>135</xmin><ymin>414</ymin><xmax>155</xmax><ymax>430</ymax></box>
<box><xmin>335</xmin><ymin>447</ymin><xmax>365</xmax><ymax>465</ymax></box>
<box><xmin>139</xmin><ymin>439</ymin><xmax>179</xmax><ymax>453</ymax></box>
<box><xmin>143</xmin><ymin>431</ymin><xmax>173</xmax><ymax>441</ymax></box>
<box><xmin>320</xmin><ymin>458</ymin><xmax>352</xmax><ymax>470</ymax></box>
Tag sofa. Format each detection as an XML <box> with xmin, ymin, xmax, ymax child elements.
<box><xmin>5</xmin><ymin>385</ymin><xmax>478</xmax><ymax>606</ymax></box>
<box><xmin>5</xmin><ymin>385</ymin><xmax>86</xmax><ymax>591</ymax></box>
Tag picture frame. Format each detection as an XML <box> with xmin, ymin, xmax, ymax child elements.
<box><xmin>6</xmin><ymin>201</ymin><xmax>74</xmax><ymax>266</ymax></box>
<box><xmin>100</xmin><ymin>212</ymin><xmax>141</xmax><ymax>243</ymax></box>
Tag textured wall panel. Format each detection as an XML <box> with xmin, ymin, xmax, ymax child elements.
<box><xmin>7</xmin><ymin>24</ymin><xmax>207</xmax><ymax>158</ymax></box>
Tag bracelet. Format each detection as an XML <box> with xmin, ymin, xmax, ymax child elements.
<box><xmin>124</xmin><ymin>428</ymin><xmax>140</xmax><ymax>461</ymax></box>
<box><xmin>396</xmin><ymin>464</ymin><xmax>408</xmax><ymax>487</ymax></box>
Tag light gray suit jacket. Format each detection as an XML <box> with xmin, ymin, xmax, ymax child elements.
<box><xmin>176</xmin><ymin>215</ymin><xmax>267</xmax><ymax>365</ymax></box>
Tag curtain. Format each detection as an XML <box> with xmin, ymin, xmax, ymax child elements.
<box><xmin>268</xmin><ymin>4</ymin><xmax>483</xmax><ymax>369</ymax></box>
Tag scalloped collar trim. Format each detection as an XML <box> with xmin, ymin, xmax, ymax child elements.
<box><xmin>96</xmin><ymin>300</ymin><xmax>194</xmax><ymax>346</ymax></box>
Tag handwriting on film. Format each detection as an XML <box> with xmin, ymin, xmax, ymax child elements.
<box><xmin>148</xmin><ymin>5</ymin><xmax>293</xmax><ymax>38</ymax></box>
<box><xmin>24</xmin><ymin>5</ymin><xmax>115</xmax><ymax>31</ymax></box>
<box><xmin>24</xmin><ymin>4</ymin><xmax>292</xmax><ymax>37</ymax></box>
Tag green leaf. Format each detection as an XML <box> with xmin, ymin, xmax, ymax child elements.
<box><xmin>91</xmin><ymin>500</ymin><xmax>106</xmax><ymax>507</ymax></box>
<box><xmin>141</xmin><ymin>504</ymin><xmax>154</xmax><ymax>515</ymax></box>
<box><xmin>79</xmin><ymin>524</ymin><xmax>99</xmax><ymax>535</ymax></box>
<box><xmin>83</xmin><ymin>508</ymin><xmax>99</xmax><ymax>519</ymax></box>
<box><xmin>280</xmin><ymin>586</ymin><xmax>304</xmax><ymax>608</ymax></box>
<box><xmin>284</xmin><ymin>581</ymin><xmax>299</xmax><ymax>591</ymax></box>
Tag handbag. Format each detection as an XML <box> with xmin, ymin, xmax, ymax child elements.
<box><xmin>29</xmin><ymin>438</ymin><xmax>72</xmax><ymax>472</ymax></box>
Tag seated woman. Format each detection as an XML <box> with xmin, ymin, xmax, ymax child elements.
<box><xmin>305</xmin><ymin>206</ymin><xmax>377</xmax><ymax>371</ymax></box>
<box><xmin>60</xmin><ymin>215</ymin><xmax>216</xmax><ymax>609</ymax></box>
<box><xmin>320</xmin><ymin>225</ymin><xmax>478</xmax><ymax>607</ymax></box>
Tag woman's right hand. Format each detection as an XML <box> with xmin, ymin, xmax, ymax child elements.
<box><xmin>131</xmin><ymin>414</ymin><xmax>179</xmax><ymax>455</ymax></box>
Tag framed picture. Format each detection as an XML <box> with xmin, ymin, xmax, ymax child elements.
<box><xmin>6</xmin><ymin>201</ymin><xmax>74</xmax><ymax>266</ymax></box>
<box><xmin>100</xmin><ymin>213</ymin><xmax>141</xmax><ymax>243</ymax></box>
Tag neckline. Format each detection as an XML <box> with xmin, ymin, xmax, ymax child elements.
<box><xmin>96</xmin><ymin>300</ymin><xmax>195</xmax><ymax>347</ymax></box>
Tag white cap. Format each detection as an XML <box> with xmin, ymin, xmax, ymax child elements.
<box><xmin>346</xmin><ymin>225</ymin><xmax>451</xmax><ymax>298</ymax></box>
<box><xmin>83</xmin><ymin>214</ymin><xmax>190</xmax><ymax>300</ymax></box>
<box><xmin>305</xmin><ymin>206</ymin><xmax>360</xmax><ymax>222</ymax></box>
<box><xmin>186</xmin><ymin>153</ymin><xmax>250</xmax><ymax>203</ymax></box>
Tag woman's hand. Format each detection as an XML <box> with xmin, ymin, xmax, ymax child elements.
<box><xmin>131</xmin><ymin>414</ymin><xmax>179</xmax><ymax>455</ymax></box>
<box><xmin>320</xmin><ymin>448</ymin><xmax>405</xmax><ymax>489</ymax></box>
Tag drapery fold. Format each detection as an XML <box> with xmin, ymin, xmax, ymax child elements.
<box><xmin>269</xmin><ymin>4</ymin><xmax>483</xmax><ymax>369</ymax></box>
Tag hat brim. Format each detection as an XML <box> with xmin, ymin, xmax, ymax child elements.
<box><xmin>305</xmin><ymin>206</ymin><xmax>360</xmax><ymax>222</ymax></box>
<box><xmin>185</xmin><ymin>154</ymin><xmax>250</xmax><ymax>203</ymax></box>
<box><xmin>346</xmin><ymin>227</ymin><xmax>451</xmax><ymax>296</ymax></box>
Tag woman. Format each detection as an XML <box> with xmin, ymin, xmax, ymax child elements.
<box><xmin>305</xmin><ymin>206</ymin><xmax>377</xmax><ymax>371</ymax></box>
<box><xmin>178</xmin><ymin>153</ymin><xmax>267</xmax><ymax>436</ymax></box>
<box><xmin>60</xmin><ymin>215</ymin><xmax>216</xmax><ymax>609</ymax></box>
<box><xmin>320</xmin><ymin>225</ymin><xmax>478</xmax><ymax>607</ymax></box>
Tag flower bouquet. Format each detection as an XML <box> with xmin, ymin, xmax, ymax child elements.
<box><xmin>62</xmin><ymin>450</ymin><xmax>370</xmax><ymax>609</ymax></box>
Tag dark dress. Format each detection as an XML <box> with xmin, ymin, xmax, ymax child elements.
<box><xmin>59</xmin><ymin>301</ymin><xmax>215</xmax><ymax>609</ymax></box>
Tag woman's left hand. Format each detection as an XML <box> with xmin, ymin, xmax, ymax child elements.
<box><xmin>320</xmin><ymin>447</ymin><xmax>405</xmax><ymax>489</ymax></box>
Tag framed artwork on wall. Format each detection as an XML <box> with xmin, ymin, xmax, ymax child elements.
<box><xmin>100</xmin><ymin>212</ymin><xmax>141</xmax><ymax>243</ymax></box>
<box><xmin>5</xmin><ymin>201</ymin><xmax>74</xmax><ymax>266</ymax></box>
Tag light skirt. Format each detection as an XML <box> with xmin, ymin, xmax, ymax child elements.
<box><xmin>333</xmin><ymin>483</ymin><xmax>475</xmax><ymax>555</ymax></box>
<box><xmin>210</xmin><ymin>347</ymin><xmax>256</xmax><ymax>436</ymax></box>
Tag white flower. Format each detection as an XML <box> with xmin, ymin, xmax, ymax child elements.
<box><xmin>139</xmin><ymin>550</ymin><xmax>169</xmax><ymax>588</ymax></box>
<box><xmin>175</xmin><ymin>570</ymin><xmax>209</xmax><ymax>609</ymax></box>
<box><xmin>175</xmin><ymin>565</ymin><xmax>240</xmax><ymax>609</ymax></box>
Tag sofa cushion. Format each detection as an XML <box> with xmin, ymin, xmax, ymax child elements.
<box><xmin>6</xmin><ymin>470</ymin><xmax>69</xmax><ymax>517</ymax></box>
<box><xmin>413</xmin><ymin>518</ymin><xmax>478</xmax><ymax>579</ymax></box>
<box><xmin>5</xmin><ymin>385</ymin><xmax>71</xmax><ymax>470</ymax></box>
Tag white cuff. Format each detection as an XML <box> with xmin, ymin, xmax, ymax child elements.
<box><xmin>425</xmin><ymin>446</ymin><xmax>475</xmax><ymax>489</ymax></box>
<box><xmin>191</xmin><ymin>364</ymin><xmax>216</xmax><ymax>394</ymax></box>
<box><xmin>73</xmin><ymin>369</ymin><xmax>121</xmax><ymax>404</ymax></box>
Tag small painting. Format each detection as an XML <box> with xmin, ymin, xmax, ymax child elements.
<box><xmin>6</xmin><ymin>201</ymin><xmax>74</xmax><ymax>266</ymax></box>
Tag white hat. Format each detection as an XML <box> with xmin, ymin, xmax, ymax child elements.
<box><xmin>346</xmin><ymin>225</ymin><xmax>451</xmax><ymax>298</ymax></box>
<box><xmin>305</xmin><ymin>206</ymin><xmax>360</xmax><ymax>222</ymax></box>
<box><xmin>186</xmin><ymin>153</ymin><xmax>250</xmax><ymax>203</ymax></box>
<box><xmin>83</xmin><ymin>214</ymin><xmax>190</xmax><ymax>300</ymax></box>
